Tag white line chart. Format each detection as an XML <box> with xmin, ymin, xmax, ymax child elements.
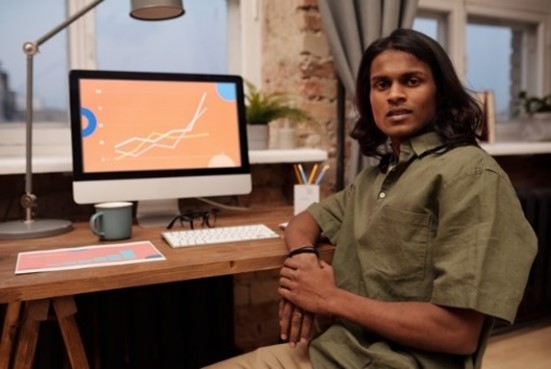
<box><xmin>113</xmin><ymin>92</ymin><xmax>208</xmax><ymax>160</ymax></box>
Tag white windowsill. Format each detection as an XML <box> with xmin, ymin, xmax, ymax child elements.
<box><xmin>0</xmin><ymin>148</ymin><xmax>329</xmax><ymax>175</ymax></box>
<box><xmin>249</xmin><ymin>148</ymin><xmax>328</xmax><ymax>163</ymax></box>
<box><xmin>480</xmin><ymin>141</ymin><xmax>551</xmax><ymax>156</ymax></box>
<box><xmin>2</xmin><ymin>142</ymin><xmax>550</xmax><ymax>174</ymax></box>
<box><xmin>3</xmin><ymin>120</ymin><xmax>551</xmax><ymax>175</ymax></box>
<box><xmin>480</xmin><ymin>119</ymin><xmax>551</xmax><ymax>155</ymax></box>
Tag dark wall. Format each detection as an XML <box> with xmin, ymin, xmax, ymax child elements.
<box><xmin>0</xmin><ymin>164</ymin><xmax>299</xmax><ymax>224</ymax></box>
<box><xmin>494</xmin><ymin>154</ymin><xmax>551</xmax><ymax>188</ymax></box>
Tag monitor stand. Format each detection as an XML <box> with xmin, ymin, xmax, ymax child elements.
<box><xmin>136</xmin><ymin>199</ymin><xmax>181</xmax><ymax>228</ymax></box>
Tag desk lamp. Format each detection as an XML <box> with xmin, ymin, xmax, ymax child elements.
<box><xmin>0</xmin><ymin>0</ymin><xmax>184</xmax><ymax>240</ymax></box>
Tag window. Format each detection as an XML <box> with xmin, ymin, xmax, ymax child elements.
<box><xmin>96</xmin><ymin>0</ymin><xmax>228</xmax><ymax>74</ymax></box>
<box><xmin>0</xmin><ymin>0</ymin><xmax>67</xmax><ymax>125</ymax></box>
<box><xmin>0</xmin><ymin>0</ymin><xmax>231</xmax><ymax>126</ymax></box>
<box><xmin>413</xmin><ymin>17</ymin><xmax>439</xmax><ymax>42</ymax></box>
<box><xmin>465</xmin><ymin>20</ymin><xmax>536</xmax><ymax>120</ymax></box>
<box><xmin>415</xmin><ymin>0</ymin><xmax>550</xmax><ymax>123</ymax></box>
<box><xmin>0</xmin><ymin>0</ymin><xmax>259</xmax><ymax>147</ymax></box>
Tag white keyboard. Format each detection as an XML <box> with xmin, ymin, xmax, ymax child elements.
<box><xmin>162</xmin><ymin>224</ymin><xmax>280</xmax><ymax>248</ymax></box>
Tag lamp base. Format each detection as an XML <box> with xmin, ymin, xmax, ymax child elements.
<box><xmin>0</xmin><ymin>219</ymin><xmax>73</xmax><ymax>240</ymax></box>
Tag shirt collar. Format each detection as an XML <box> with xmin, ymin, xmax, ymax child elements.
<box><xmin>400</xmin><ymin>131</ymin><xmax>444</xmax><ymax>160</ymax></box>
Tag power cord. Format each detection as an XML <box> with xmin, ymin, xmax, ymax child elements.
<box><xmin>195</xmin><ymin>197</ymin><xmax>252</xmax><ymax>212</ymax></box>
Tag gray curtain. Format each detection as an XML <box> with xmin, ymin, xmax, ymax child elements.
<box><xmin>319</xmin><ymin>0</ymin><xmax>418</xmax><ymax>185</ymax></box>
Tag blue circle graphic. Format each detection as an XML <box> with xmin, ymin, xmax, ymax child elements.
<box><xmin>216</xmin><ymin>83</ymin><xmax>236</xmax><ymax>101</ymax></box>
<box><xmin>81</xmin><ymin>107</ymin><xmax>97</xmax><ymax>138</ymax></box>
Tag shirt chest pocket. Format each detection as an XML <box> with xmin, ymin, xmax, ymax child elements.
<box><xmin>362</xmin><ymin>206</ymin><xmax>431</xmax><ymax>281</ymax></box>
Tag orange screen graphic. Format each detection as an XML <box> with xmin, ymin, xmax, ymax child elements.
<box><xmin>79</xmin><ymin>80</ymin><xmax>242</xmax><ymax>173</ymax></box>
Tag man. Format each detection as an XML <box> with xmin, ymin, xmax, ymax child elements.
<box><xmin>206</xmin><ymin>28</ymin><xmax>537</xmax><ymax>369</ymax></box>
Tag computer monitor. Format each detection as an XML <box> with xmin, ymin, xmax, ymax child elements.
<box><xmin>69</xmin><ymin>70</ymin><xmax>252</xmax><ymax>225</ymax></box>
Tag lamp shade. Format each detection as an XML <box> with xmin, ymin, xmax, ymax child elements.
<box><xmin>130</xmin><ymin>0</ymin><xmax>185</xmax><ymax>20</ymax></box>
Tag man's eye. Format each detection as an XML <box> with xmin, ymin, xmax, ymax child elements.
<box><xmin>407</xmin><ymin>78</ymin><xmax>420</xmax><ymax>86</ymax></box>
<box><xmin>373</xmin><ymin>80</ymin><xmax>389</xmax><ymax>90</ymax></box>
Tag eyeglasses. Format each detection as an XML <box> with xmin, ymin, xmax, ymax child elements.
<box><xmin>166</xmin><ymin>209</ymin><xmax>220</xmax><ymax>230</ymax></box>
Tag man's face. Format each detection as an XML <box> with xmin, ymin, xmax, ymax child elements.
<box><xmin>369</xmin><ymin>49</ymin><xmax>437</xmax><ymax>150</ymax></box>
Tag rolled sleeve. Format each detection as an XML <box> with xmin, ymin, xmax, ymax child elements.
<box><xmin>307</xmin><ymin>185</ymin><xmax>352</xmax><ymax>245</ymax></box>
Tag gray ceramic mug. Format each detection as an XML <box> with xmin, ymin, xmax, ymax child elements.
<box><xmin>90</xmin><ymin>202</ymin><xmax>133</xmax><ymax>240</ymax></box>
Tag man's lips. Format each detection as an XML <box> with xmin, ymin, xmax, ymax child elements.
<box><xmin>386</xmin><ymin>108</ymin><xmax>413</xmax><ymax>117</ymax></box>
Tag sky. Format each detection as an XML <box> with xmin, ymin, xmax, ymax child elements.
<box><xmin>0</xmin><ymin>1</ymin><xmax>67</xmax><ymax>109</ymax></box>
<box><xmin>414</xmin><ymin>18</ymin><xmax>511</xmax><ymax>118</ymax></box>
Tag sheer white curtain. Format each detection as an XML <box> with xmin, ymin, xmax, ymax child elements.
<box><xmin>318</xmin><ymin>0</ymin><xmax>418</xmax><ymax>185</ymax></box>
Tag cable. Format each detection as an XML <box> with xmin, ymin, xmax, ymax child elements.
<box><xmin>195</xmin><ymin>197</ymin><xmax>252</xmax><ymax>212</ymax></box>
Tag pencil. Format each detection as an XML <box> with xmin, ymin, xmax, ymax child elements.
<box><xmin>297</xmin><ymin>164</ymin><xmax>308</xmax><ymax>185</ymax></box>
<box><xmin>307</xmin><ymin>164</ymin><xmax>319</xmax><ymax>184</ymax></box>
<box><xmin>314</xmin><ymin>164</ymin><xmax>330</xmax><ymax>185</ymax></box>
<box><xmin>293</xmin><ymin>164</ymin><xmax>303</xmax><ymax>184</ymax></box>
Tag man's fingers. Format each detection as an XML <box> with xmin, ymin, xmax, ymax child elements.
<box><xmin>279</xmin><ymin>300</ymin><xmax>293</xmax><ymax>340</ymax></box>
<box><xmin>288</xmin><ymin>308</ymin><xmax>303</xmax><ymax>347</ymax></box>
<box><xmin>300</xmin><ymin>312</ymin><xmax>314</xmax><ymax>343</ymax></box>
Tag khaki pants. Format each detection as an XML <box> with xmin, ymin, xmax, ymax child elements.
<box><xmin>203</xmin><ymin>343</ymin><xmax>312</xmax><ymax>369</ymax></box>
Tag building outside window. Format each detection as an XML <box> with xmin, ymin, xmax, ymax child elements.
<box><xmin>0</xmin><ymin>0</ymin><xmax>67</xmax><ymax>124</ymax></box>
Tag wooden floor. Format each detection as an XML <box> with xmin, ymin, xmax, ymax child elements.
<box><xmin>481</xmin><ymin>320</ymin><xmax>551</xmax><ymax>369</ymax></box>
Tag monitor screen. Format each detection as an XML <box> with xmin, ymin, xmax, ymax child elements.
<box><xmin>69</xmin><ymin>70</ymin><xmax>252</xmax><ymax>211</ymax></box>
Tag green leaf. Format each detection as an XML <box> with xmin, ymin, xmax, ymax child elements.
<box><xmin>244</xmin><ymin>81</ymin><xmax>310</xmax><ymax>125</ymax></box>
<box><xmin>518</xmin><ymin>90</ymin><xmax>551</xmax><ymax>114</ymax></box>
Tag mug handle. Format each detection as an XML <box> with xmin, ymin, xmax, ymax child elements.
<box><xmin>90</xmin><ymin>212</ymin><xmax>105</xmax><ymax>239</ymax></box>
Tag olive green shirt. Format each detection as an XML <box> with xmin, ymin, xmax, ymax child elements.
<box><xmin>307</xmin><ymin>132</ymin><xmax>537</xmax><ymax>369</ymax></box>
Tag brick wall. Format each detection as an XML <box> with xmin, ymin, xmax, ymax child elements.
<box><xmin>232</xmin><ymin>0</ymin><xmax>337</xmax><ymax>352</ymax></box>
<box><xmin>234</xmin><ymin>270</ymin><xmax>282</xmax><ymax>351</ymax></box>
<box><xmin>261</xmin><ymin>0</ymin><xmax>337</xmax><ymax>195</ymax></box>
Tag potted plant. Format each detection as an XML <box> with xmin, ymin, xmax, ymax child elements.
<box><xmin>518</xmin><ymin>91</ymin><xmax>551</xmax><ymax>120</ymax></box>
<box><xmin>245</xmin><ymin>81</ymin><xmax>310</xmax><ymax>149</ymax></box>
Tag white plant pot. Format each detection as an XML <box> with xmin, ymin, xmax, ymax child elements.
<box><xmin>532</xmin><ymin>112</ymin><xmax>551</xmax><ymax>121</ymax></box>
<box><xmin>522</xmin><ymin>112</ymin><xmax>551</xmax><ymax>142</ymax></box>
<box><xmin>276</xmin><ymin>126</ymin><xmax>297</xmax><ymax>149</ymax></box>
<box><xmin>247</xmin><ymin>125</ymin><xmax>269</xmax><ymax>150</ymax></box>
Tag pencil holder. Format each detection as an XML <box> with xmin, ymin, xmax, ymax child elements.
<box><xmin>294</xmin><ymin>184</ymin><xmax>320</xmax><ymax>215</ymax></box>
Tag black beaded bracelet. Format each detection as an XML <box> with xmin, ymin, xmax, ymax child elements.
<box><xmin>288</xmin><ymin>246</ymin><xmax>319</xmax><ymax>258</ymax></box>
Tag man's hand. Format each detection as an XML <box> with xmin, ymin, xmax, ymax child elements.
<box><xmin>279</xmin><ymin>299</ymin><xmax>315</xmax><ymax>347</ymax></box>
<box><xmin>278</xmin><ymin>251</ymin><xmax>321</xmax><ymax>347</ymax></box>
<box><xmin>279</xmin><ymin>256</ymin><xmax>338</xmax><ymax>317</ymax></box>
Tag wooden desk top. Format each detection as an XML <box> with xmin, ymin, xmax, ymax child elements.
<box><xmin>0</xmin><ymin>206</ymin><xmax>333</xmax><ymax>304</ymax></box>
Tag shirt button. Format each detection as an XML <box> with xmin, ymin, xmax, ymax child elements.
<box><xmin>379</xmin><ymin>192</ymin><xmax>386</xmax><ymax>198</ymax></box>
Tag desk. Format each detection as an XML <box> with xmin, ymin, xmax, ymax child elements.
<box><xmin>0</xmin><ymin>206</ymin><xmax>332</xmax><ymax>369</ymax></box>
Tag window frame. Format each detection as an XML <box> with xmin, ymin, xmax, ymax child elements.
<box><xmin>418</xmin><ymin>0</ymin><xmax>551</xmax><ymax>98</ymax></box>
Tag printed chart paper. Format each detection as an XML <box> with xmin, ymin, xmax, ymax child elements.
<box><xmin>15</xmin><ymin>241</ymin><xmax>165</xmax><ymax>274</ymax></box>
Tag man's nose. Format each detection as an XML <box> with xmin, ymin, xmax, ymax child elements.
<box><xmin>387</xmin><ymin>84</ymin><xmax>406</xmax><ymax>103</ymax></box>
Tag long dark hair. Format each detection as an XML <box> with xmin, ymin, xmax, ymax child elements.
<box><xmin>350</xmin><ymin>28</ymin><xmax>483</xmax><ymax>161</ymax></box>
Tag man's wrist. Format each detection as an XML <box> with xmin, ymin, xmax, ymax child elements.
<box><xmin>288</xmin><ymin>246</ymin><xmax>319</xmax><ymax>258</ymax></box>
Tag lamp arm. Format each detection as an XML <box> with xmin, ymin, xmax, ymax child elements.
<box><xmin>37</xmin><ymin>0</ymin><xmax>105</xmax><ymax>48</ymax></box>
<box><xmin>21</xmin><ymin>0</ymin><xmax>104</xmax><ymax>222</ymax></box>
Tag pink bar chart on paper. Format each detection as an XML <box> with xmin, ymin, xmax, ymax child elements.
<box><xmin>15</xmin><ymin>241</ymin><xmax>165</xmax><ymax>274</ymax></box>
